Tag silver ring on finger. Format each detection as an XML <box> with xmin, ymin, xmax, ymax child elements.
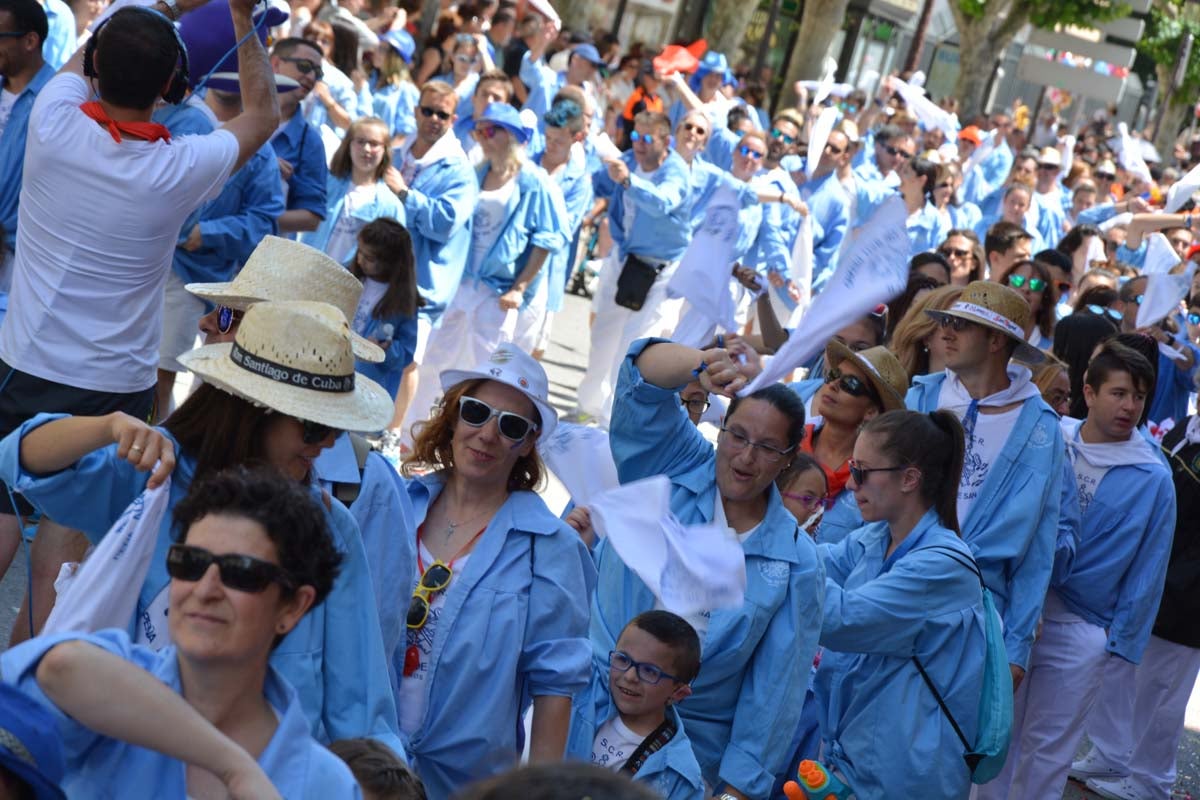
<box><xmin>130</xmin><ymin>445</ymin><xmax>144</xmax><ymax>453</ymax></box>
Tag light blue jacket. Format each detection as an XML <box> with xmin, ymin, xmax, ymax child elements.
<box><xmin>305</xmin><ymin>62</ymin><xmax>360</xmax><ymax>133</ymax></box>
<box><xmin>374</xmin><ymin>81</ymin><xmax>420</xmax><ymax>139</ymax></box>
<box><xmin>355</xmin><ymin>311</ymin><xmax>418</xmax><ymax>398</ymax></box>
<box><xmin>1055</xmin><ymin>425</ymin><xmax>1176</xmax><ymax>663</ymax></box>
<box><xmin>1035</xmin><ymin>188</ymin><xmax>1068</xmax><ymax>248</ymax></box>
<box><xmin>1149</xmin><ymin>340</ymin><xmax>1200</xmax><ymax>425</ymax></box>
<box><xmin>566</xmin><ymin>669</ymin><xmax>705</xmax><ymax>800</ymax></box>
<box><xmin>536</xmin><ymin>148</ymin><xmax>595</xmax><ymax>313</ymax></box>
<box><xmin>42</xmin><ymin>0</ymin><xmax>75</xmax><ymax>70</ymax></box>
<box><xmin>519</xmin><ymin>51</ymin><xmax>567</xmax><ymax>124</ymax></box>
<box><xmin>960</xmin><ymin>164</ymin><xmax>991</xmax><ymax>207</ymax></box>
<box><xmin>303</xmin><ymin>175</ymin><xmax>405</xmax><ymax>259</ymax></box>
<box><xmin>979</xmin><ymin>140</ymin><xmax>1013</xmax><ymax>189</ymax></box>
<box><xmin>399</xmin><ymin>473</ymin><xmax>596</xmax><ymax>800</ymax></box>
<box><xmin>0</xmin><ymin>413</ymin><xmax>404</xmax><ymax>757</ymax></box>
<box><xmin>816</xmin><ymin>488</ymin><xmax>862</xmax><ymax>546</ymax></box>
<box><xmin>0</xmin><ymin>63</ymin><xmax>56</xmax><ymax>252</ymax></box>
<box><xmin>906</xmin><ymin>373</ymin><xmax>1063</xmax><ymax>669</ymax></box>
<box><xmin>948</xmin><ymin>201</ymin><xmax>982</xmax><ymax>232</ymax></box>
<box><xmin>907</xmin><ymin>202</ymin><xmax>953</xmax><ymax>256</ymax></box>
<box><xmin>2</xmin><ymin>630</ymin><xmax>363</xmax><ymax>799</ymax></box>
<box><xmin>402</xmin><ymin>139</ymin><xmax>478</xmax><ymax>321</ymax></box>
<box><xmin>469</xmin><ymin>161</ymin><xmax>568</xmax><ymax>300</ymax></box>
<box><xmin>594</xmin><ymin>150</ymin><xmax>693</xmax><ymax>263</ymax></box>
<box><xmin>596</xmin><ymin>339</ymin><xmax>825</xmax><ymax>799</ymax></box>
<box><xmin>796</xmin><ymin>170</ymin><xmax>849</xmax><ymax>293</ymax></box>
<box><xmin>815</xmin><ymin>511</ymin><xmax>986</xmax><ymax>800</ymax></box>
<box><xmin>271</xmin><ymin>111</ymin><xmax>329</xmax><ymax>219</ymax></box>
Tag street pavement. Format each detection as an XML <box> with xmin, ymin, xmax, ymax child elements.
<box><xmin>0</xmin><ymin>291</ymin><xmax>1196</xmax><ymax>797</ymax></box>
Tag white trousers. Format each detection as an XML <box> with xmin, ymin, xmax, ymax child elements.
<box><xmin>975</xmin><ymin>594</ymin><xmax>1108</xmax><ymax>800</ymax></box>
<box><xmin>398</xmin><ymin>281</ymin><xmax>539</xmax><ymax>447</ymax></box>
<box><xmin>1086</xmin><ymin>635</ymin><xmax>1200</xmax><ymax>799</ymax></box>
<box><xmin>576</xmin><ymin>251</ymin><xmax>681</xmax><ymax>425</ymax></box>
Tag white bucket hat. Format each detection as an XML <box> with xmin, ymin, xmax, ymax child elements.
<box><xmin>439</xmin><ymin>343</ymin><xmax>558</xmax><ymax>440</ymax></box>
<box><xmin>185</xmin><ymin>236</ymin><xmax>385</xmax><ymax>363</ymax></box>
<box><xmin>177</xmin><ymin>301</ymin><xmax>394</xmax><ymax>432</ymax></box>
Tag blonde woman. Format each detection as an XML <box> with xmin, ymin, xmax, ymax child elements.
<box><xmin>303</xmin><ymin>116</ymin><xmax>404</xmax><ymax>263</ymax></box>
<box><xmin>889</xmin><ymin>285</ymin><xmax>965</xmax><ymax>377</ymax></box>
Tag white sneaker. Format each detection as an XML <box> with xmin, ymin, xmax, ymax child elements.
<box><xmin>1069</xmin><ymin>748</ymin><xmax>1128</xmax><ymax>782</ymax></box>
<box><xmin>1085</xmin><ymin>776</ymin><xmax>1150</xmax><ymax>800</ymax></box>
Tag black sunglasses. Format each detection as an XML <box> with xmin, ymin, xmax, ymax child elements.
<box><xmin>419</xmin><ymin>105</ymin><xmax>452</xmax><ymax>121</ymax></box>
<box><xmin>939</xmin><ymin>246</ymin><xmax>972</xmax><ymax>259</ymax></box>
<box><xmin>166</xmin><ymin>544</ymin><xmax>295</xmax><ymax>593</ymax></box>
<box><xmin>216</xmin><ymin>305</ymin><xmax>243</xmax><ymax>335</ymax></box>
<box><xmin>279</xmin><ymin>56</ymin><xmax>323</xmax><ymax>80</ymax></box>
<box><xmin>847</xmin><ymin>459</ymin><xmax>905</xmax><ymax>486</ymax></box>
<box><xmin>883</xmin><ymin>144</ymin><xmax>914</xmax><ymax>159</ymax></box>
<box><xmin>937</xmin><ymin>315</ymin><xmax>974</xmax><ymax>332</ymax></box>
<box><xmin>458</xmin><ymin>396</ymin><xmax>538</xmax><ymax>441</ymax></box>
<box><xmin>295</xmin><ymin>417</ymin><xmax>338</xmax><ymax>445</ymax></box>
<box><xmin>824</xmin><ymin>367</ymin><xmax>875</xmax><ymax>400</ymax></box>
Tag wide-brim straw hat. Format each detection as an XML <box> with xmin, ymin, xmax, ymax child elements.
<box><xmin>186</xmin><ymin>236</ymin><xmax>385</xmax><ymax>363</ymax></box>
<box><xmin>439</xmin><ymin>343</ymin><xmax>558</xmax><ymax>440</ymax></box>
<box><xmin>824</xmin><ymin>342</ymin><xmax>909</xmax><ymax>411</ymax></box>
<box><xmin>177</xmin><ymin>301</ymin><xmax>394</xmax><ymax>433</ymax></box>
<box><xmin>925</xmin><ymin>280</ymin><xmax>1044</xmax><ymax>364</ymax></box>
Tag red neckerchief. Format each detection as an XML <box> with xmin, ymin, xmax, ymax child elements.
<box><xmin>79</xmin><ymin>101</ymin><xmax>172</xmax><ymax>144</ymax></box>
<box><xmin>801</xmin><ymin>423</ymin><xmax>851</xmax><ymax>498</ymax></box>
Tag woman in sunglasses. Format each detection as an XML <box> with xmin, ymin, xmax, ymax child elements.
<box><xmin>0</xmin><ymin>301</ymin><xmax>404</xmax><ymax>758</ymax></box>
<box><xmin>812</xmin><ymin>409</ymin><xmax>987</xmax><ymax>800</ymax></box>
<box><xmin>592</xmin><ymin>339</ymin><xmax>823</xmax><ymax>800</ymax></box>
<box><xmin>801</xmin><ymin>343</ymin><xmax>910</xmax><ymax>545</ymax></box>
<box><xmin>397</xmin><ymin>344</ymin><xmax>593</xmax><ymax>799</ymax></box>
<box><xmin>1</xmin><ymin>467</ymin><xmax>360</xmax><ymax>798</ymax></box>
<box><xmin>994</xmin><ymin>258</ymin><xmax>1058</xmax><ymax>350</ymax></box>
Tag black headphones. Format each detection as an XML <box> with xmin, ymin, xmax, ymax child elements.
<box><xmin>83</xmin><ymin>6</ymin><xmax>190</xmax><ymax>106</ymax></box>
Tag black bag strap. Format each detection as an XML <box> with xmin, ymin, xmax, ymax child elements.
<box><xmin>620</xmin><ymin>716</ymin><xmax>677</xmax><ymax>776</ymax></box>
<box><xmin>911</xmin><ymin>545</ymin><xmax>984</xmax><ymax>586</ymax></box>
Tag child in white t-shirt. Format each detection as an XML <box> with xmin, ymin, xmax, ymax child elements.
<box><xmin>567</xmin><ymin>611</ymin><xmax>705</xmax><ymax>800</ymax></box>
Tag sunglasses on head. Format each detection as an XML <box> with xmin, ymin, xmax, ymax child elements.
<box><xmin>280</xmin><ymin>56</ymin><xmax>323</xmax><ymax>80</ymax></box>
<box><xmin>630</xmin><ymin>130</ymin><xmax>655</xmax><ymax>144</ymax></box>
<box><xmin>216</xmin><ymin>305</ymin><xmax>243</xmax><ymax>335</ymax></box>
<box><xmin>824</xmin><ymin>367</ymin><xmax>876</xmax><ymax>401</ymax></box>
<box><xmin>1007</xmin><ymin>274</ymin><xmax>1046</xmax><ymax>292</ymax></box>
<box><xmin>681</xmin><ymin>122</ymin><xmax>708</xmax><ymax>136</ymax></box>
<box><xmin>295</xmin><ymin>417</ymin><xmax>338</xmax><ymax>445</ymax></box>
<box><xmin>1086</xmin><ymin>304</ymin><xmax>1123</xmax><ymax>322</ymax></box>
<box><xmin>419</xmin><ymin>105</ymin><xmax>452</xmax><ymax>121</ymax></box>
<box><xmin>770</xmin><ymin>127</ymin><xmax>796</xmax><ymax>145</ymax></box>
<box><xmin>883</xmin><ymin>144</ymin><xmax>914</xmax><ymax>159</ymax></box>
<box><xmin>847</xmin><ymin>459</ymin><xmax>905</xmax><ymax>486</ymax></box>
<box><xmin>458</xmin><ymin>396</ymin><xmax>538</xmax><ymax>441</ymax></box>
<box><xmin>738</xmin><ymin>144</ymin><xmax>764</xmax><ymax>159</ymax></box>
<box><xmin>407</xmin><ymin>561</ymin><xmax>453</xmax><ymax>629</ymax></box>
<box><xmin>166</xmin><ymin>544</ymin><xmax>295</xmax><ymax>593</ymax></box>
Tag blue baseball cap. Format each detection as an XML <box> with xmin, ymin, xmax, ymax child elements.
<box><xmin>180</xmin><ymin>0</ymin><xmax>297</xmax><ymax>94</ymax></box>
<box><xmin>571</xmin><ymin>43</ymin><xmax>605</xmax><ymax>67</ymax></box>
<box><xmin>471</xmin><ymin>102</ymin><xmax>530</xmax><ymax>144</ymax></box>
<box><xmin>383</xmin><ymin>29</ymin><xmax>415</xmax><ymax>65</ymax></box>
<box><xmin>695</xmin><ymin>51</ymin><xmax>729</xmax><ymax>76</ymax></box>
<box><xmin>0</xmin><ymin>683</ymin><xmax>66</xmax><ymax>800</ymax></box>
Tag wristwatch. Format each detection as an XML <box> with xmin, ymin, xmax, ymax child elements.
<box><xmin>396</xmin><ymin>188</ymin><xmax>409</xmax><ymax>203</ymax></box>
<box><xmin>156</xmin><ymin>0</ymin><xmax>181</xmax><ymax>21</ymax></box>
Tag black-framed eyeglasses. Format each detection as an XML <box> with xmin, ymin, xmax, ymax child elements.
<box><xmin>770</xmin><ymin>127</ymin><xmax>796</xmax><ymax>145</ymax></box>
<box><xmin>718</xmin><ymin>426</ymin><xmax>794</xmax><ymax>463</ymax></box>
<box><xmin>847</xmin><ymin>459</ymin><xmax>905</xmax><ymax>486</ymax></box>
<box><xmin>937</xmin><ymin>315</ymin><xmax>974</xmax><ymax>332</ymax></box>
<box><xmin>407</xmin><ymin>561</ymin><xmax>453</xmax><ymax>629</ymax></box>
<box><xmin>166</xmin><ymin>544</ymin><xmax>295</xmax><ymax>593</ymax></box>
<box><xmin>295</xmin><ymin>417</ymin><xmax>338</xmax><ymax>445</ymax></box>
<box><xmin>824</xmin><ymin>367</ymin><xmax>876</xmax><ymax>402</ymax></box>
<box><xmin>458</xmin><ymin>396</ymin><xmax>538</xmax><ymax>441</ymax></box>
<box><xmin>279</xmin><ymin>56</ymin><xmax>323</xmax><ymax>80</ymax></box>
<box><xmin>1086</xmin><ymin>304</ymin><xmax>1123</xmax><ymax>322</ymax></box>
<box><xmin>681</xmin><ymin>396</ymin><xmax>709</xmax><ymax>414</ymax></box>
<box><xmin>216</xmin><ymin>305</ymin><xmax>243</xmax><ymax>335</ymax></box>
<box><xmin>419</xmin><ymin>105</ymin><xmax>452</xmax><ymax>121</ymax></box>
<box><xmin>883</xmin><ymin>144</ymin><xmax>914</xmax><ymax>160</ymax></box>
<box><xmin>608</xmin><ymin>650</ymin><xmax>681</xmax><ymax>685</ymax></box>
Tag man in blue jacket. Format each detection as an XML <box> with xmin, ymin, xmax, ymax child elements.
<box><xmin>269</xmin><ymin>37</ymin><xmax>328</xmax><ymax>237</ymax></box>
<box><xmin>906</xmin><ymin>280</ymin><xmax>1063</xmax><ymax>696</ymax></box>
<box><xmin>979</xmin><ymin>342</ymin><xmax>1175</xmax><ymax>799</ymax></box>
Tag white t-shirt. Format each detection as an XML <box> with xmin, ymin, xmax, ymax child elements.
<box><xmin>352</xmin><ymin>277</ymin><xmax>388</xmax><ymax>336</ymax></box>
<box><xmin>468</xmin><ymin>180</ymin><xmax>516</xmax><ymax>277</ymax></box>
<box><xmin>398</xmin><ymin>540</ymin><xmax>471</xmax><ymax>736</ymax></box>
<box><xmin>0</xmin><ymin>73</ymin><xmax>239</xmax><ymax>393</ymax></box>
<box><xmin>592</xmin><ymin>714</ymin><xmax>643</xmax><ymax>771</ymax></box>
<box><xmin>1072</xmin><ymin>458</ymin><xmax>1109</xmax><ymax>514</ymax></box>
<box><xmin>957</xmin><ymin>406</ymin><xmax>1021</xmax><ymax>522</ymax></box>
<box><xmin>323</xmin><ymin>183</ymin><xmax>377</xmax><ymax>264</ymax></box>
<box><xmin>0</xmin><ymin>88</ymin><xmax>18</xmax><ymax>138</ymax></box>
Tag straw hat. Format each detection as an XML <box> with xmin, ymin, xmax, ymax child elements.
<box><xmin>186</xmin><ymin>236</ymin><xmax>385</xmax><ymax>363</ymax></box>
<box><xmin>925</xmin><ymin>280</ymin><xmax>1044</xmax><ymax>363</ymax></box>
<box><xmin>177</xmin><ymin>301</ymin><xmax>394</xmax><ymax>432</ymax></box>
<box><xmin>439</xmin><ymin>343</ymin><xmax>558</xmax><ymax>440</ymax></box>
<box><xmin>824</xmin><ymin>342</ymin><xmax>909</xmax><ymax>411</ymax></box>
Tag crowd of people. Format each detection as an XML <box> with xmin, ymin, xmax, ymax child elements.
<box><xmin>0</xmin><ymin>0</ymin><xmax>1197</xmax><ymax>798</ymax></box>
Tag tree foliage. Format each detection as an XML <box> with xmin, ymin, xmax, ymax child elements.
<box><xmin>1138</xmin><ymin>0</ymin><xmax>1200</xmax><ymax>103</ymax></box>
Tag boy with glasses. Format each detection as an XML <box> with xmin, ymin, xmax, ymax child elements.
<box><xmin>567</xmin><ymin>610</ymin><xmax>704</xmax><ymax>800</ymax></box>
<box><xmin>906</xmin><ymin>281</ymin><xmax>1064</xmax><ymax>701</ymax></box>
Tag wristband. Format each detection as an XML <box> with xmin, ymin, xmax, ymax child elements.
<box><xmin>691</xmin><ymin>361</ymin><xmax>708</xmax><ymax>378</ymax></box>
<box><xmin>1186</xmin><ymin>214</ymin><xmax>1193</xmax><ymax>230</ymax></box>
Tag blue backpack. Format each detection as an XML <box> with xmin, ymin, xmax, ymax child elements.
<box><xmin>911</xmin><ymin>546</ymin><xmax>1013</xmax><ymax>784</ymax></box>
